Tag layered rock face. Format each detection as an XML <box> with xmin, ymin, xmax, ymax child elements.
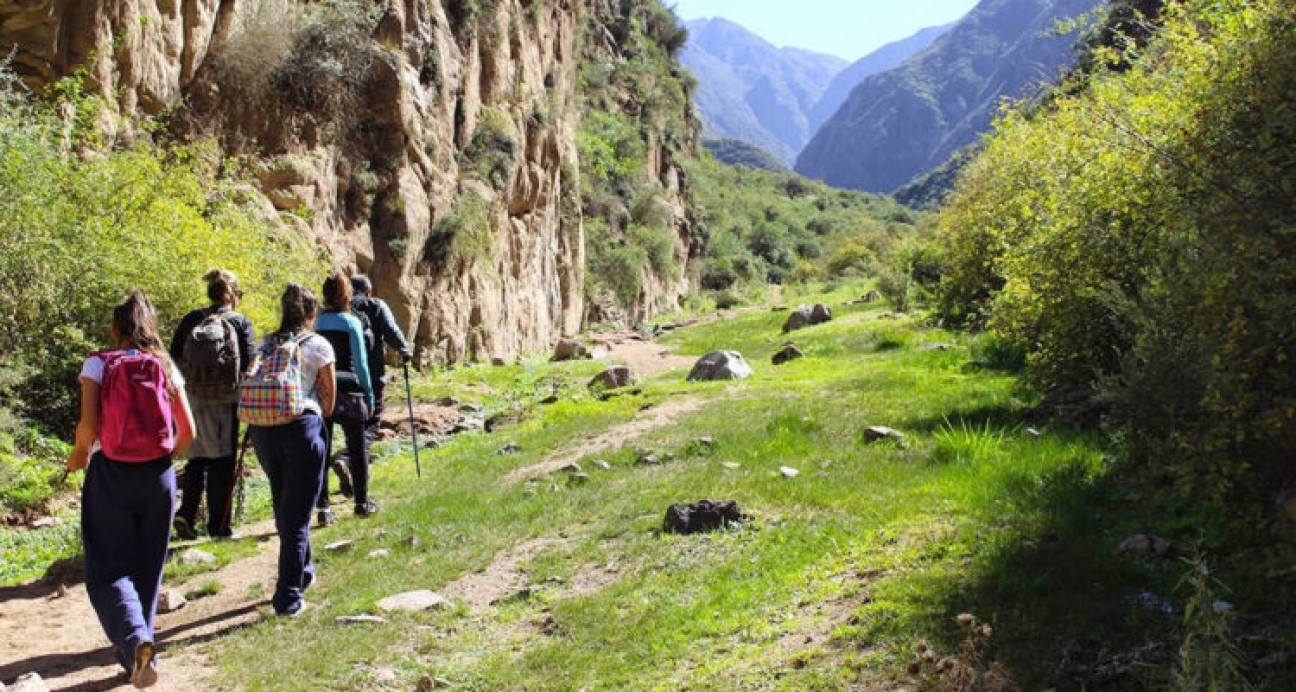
<box><xmin>0</xmin><ymin>0</ymin><xmax>695</xmax><ymax>363</ymax></box>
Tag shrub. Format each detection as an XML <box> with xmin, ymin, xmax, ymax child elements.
<box><xmin>462</xmin><ymin>108</ymin><xmax>518</xmax><ymax>188</ymax></box>
<box><xmin>876</xmin><ymin>268</ymin><xmax>913</xmax><ymax>313</ymax></box>
<box><xmin>626</xmin><ymin>223</ymin><xmax>677</xmax><ymax>279</ymax></box>
<box><xmin>423</xmin><ymin>190</ymin><xmax>493</xmax><ymax>270</ymax></box>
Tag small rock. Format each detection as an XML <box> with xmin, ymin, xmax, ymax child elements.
<box><xmin>863</xmin><ymin>426</ymin><xmax>905</xmax><ymax>443</ymax></box>
<box><xmin>1025</xmin><ymin>427</ymin><xmax>1042</xmax><ymax>438</ymax></box>
<box><xmin>417</xmin><ymin>675</ymin><xmax>453</xmax><ymax>690</ymax></box>
<box><xmin>437</xmin><ymin>396</ymin><xmax>461</xmax><ymax>407</ymax></box>
<box><xmin>495</xmin><ymin>442</ymin><xmax>521</xmax><ymax>456</ymax></box>
<box><xmin>771</xmin><ymin>343</ymin><xmax>804</xmax><ymax>366</ymax></box>
<box><xmin>10</xmin><ymin>672</ymin><xmax>47</xmax><ymax>692</ymax></box>
<box><xmin>589</xmin><ymin>365</ymin><xmax>633</xmax><ymax>391</ymax></box>
<box><xmin>557</xmin><ymin>462</ymin><xmax>583</xmax><ymax>474</ymax></box>
<box><xmin>568</xmin><ymin>472</ymin><xmax>591</xmax><ymax>484</ymax></box>
<box><xmin>405</xmin><ymin>535</ymin><xmax>421</xmax><ymax>549</ymax></box>
<box><xmin>663</xmin><ymin>500</ymin><xmax>747</xmax><ymax>535</ymax></box>
<box><xmin>696</xmin><ymin>437</ymin><xmax>715</xmax><ymax>449</ymax></box>
<box><xmin>721</xmin><ymin>462</ymin><xmax>742</xmax><ymax>469</ymax></box>
<box><xmin>336</xmin><ymin>614</ymin><xmax>387</xmax><ymax>625</ymax></box>
<box><xmin>179</xmin><ymin>548</ymin><xmax>216</xmax><ymax>566</ymax></box>
<box><xmin>539</xmin><ymin>394</ymin><xmax>559</xmax><ymax>405</ymax></box>
<box><xmin>490</xmin><ymin>357</ymin><xmax>507</xmax><ymax>367</ymax></box>
<box><xmin>809</xmin><ymin>303</ymin><xmax>832</xmax><ymax>325</ymax></box>
<box><xmin>157</xmin><ymin>588</ymin><xmax>187</xmax><ymax>614</ymax></box>
<box><xmin>858</xmin><ymin>290</ymin><xmax>882</xmax><ymax>303</ymax></box>
<box><xmin>367</xmin><ymin>666</ymin><xmax>398</xmax><ymax>683</ymax></box>
<box><xmin>27</xmin><ymin>517</ymin><xmax>58</xmax><ymax>530</ymax></box>
<box><xmin>918</xmin><ymin>342</ymin><xmax>953</xmax><ymax>352</ymax></box>
<box><xmin>686</xmin><ymin>351</ymin><xmax>753</xmax><ymax>382</ymax></box>
<box><xmin>636</xmin><ymin>452</ymin><xmax>662</xmax><ymax>466</ymax></box>
<box><xmin>376</xmin><ymin>590</ymin><xmax>453</xmax><ymax>613</ymax></box>
<box><xmin>552</xmin><ymin>338</ymin><xmax>590</xmax><ymax>362</ymax></box>
<box><xmin>325</xmin><ymin>540</ymin><xmax>356</xmax><ymax>552</ymax></box>
<box><xmin>779</xmin><ymin>466</ymin><xmax>800</xmax><ymax>478</ymax></box>
<box><xmin>452</xmin><ymin>417</ymin><xmax>484</xmax><ymax>433</ymax></box>
<box><xmin>457</xmin><ymin>403</ymin><xmax>483</xmax><ymax>415</ymax></box>
<box><xmin>593</xmin><ymin>460</ymin><xmax>612</xmax><ymax>470</ymax></box>
<box><xmin>368</xmin><ymin>549</ymin><xmax>391</xmax><ymax>559</ymax></box>
<box><xmin>1116</xmin><ymin>534</ymin><xmax>1172</xmax><ymax>557</ymax></box>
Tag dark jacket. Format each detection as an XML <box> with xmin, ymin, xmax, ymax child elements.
<box><xmin>350</xmin><ymin>295</ymin><xmax>410</xmax><ymax>378</ymax></box>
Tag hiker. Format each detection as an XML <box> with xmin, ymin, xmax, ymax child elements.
<box><xmin>349</xmin><ymin>275</ymin><xmax>412</xmax><ymax>440</ymax></box>
<box><xmin>239</xmin><ymin>284</ymin><xmax>335</xmax><ymax>617</ymax></box>
<box><xmin>314</xmin><ymin>273</ymin><xmax>377</xmax><ymax>524</ymax></box>
<box><xmin>169</xmin><ymin>269</ymin><xmax>255</xmax><ymax>540</ymax></box>
<box><xmin>66</xmin><ymin>291</ymin><xmax>197</xmax><ymax>689</ymax></box>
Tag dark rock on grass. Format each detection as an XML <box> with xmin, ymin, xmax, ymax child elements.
<box><xmin>552</xmin><ymin>338</ymin><xmax>590</xmax><ymax>361</ymax></box>
<box><xmin>1115</xmin><ymin>534</ymin><xmax>1172</xmax><ymax>557</ymax></box>
<box><xmin>663</xmin><ymin>500</ymin><xmax>747</xmax><ymax>535</ymax></box>
<box><xmin>810</xmin><ymin>303</ymin><xmax>832</xmax><ymax>324</ymax></box>
<box><xmin>495</xmin><ymin>442</ymin><xmax>521</xmax><ymax>456</ymax></box>
<box><xmin>589</xmin><ymin>365</ymin><xmax>633</xmax><ymax>391</ymax></box>
<box><xmin>687</xmin><ymin>350</ymin><xmax>752</xmax><ymax>382</ymax></box>
<box><xmin>782</xmin><ymin>306</ymin><xmax>814</xmax><ymax>333</ymax></box>
<box><xmin>863</xmin><ymin>425</ymin><xmax>905</xmax><ymax>443</ymax></box>
<box><xmin>772</xmin><ymin>343</ymin><xmax>804</xmax><ymax>365</ymax></box>
<box><xmin>490</xmin><ymin>357</ymin><xmax>507</xmax><ymax>367</ymax></box>
<box><xmin>486</xmin><ymin>409</ymin><xmax>529</xmax><ymax>433</ymax></box>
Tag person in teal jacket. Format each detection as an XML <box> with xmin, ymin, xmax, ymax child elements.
<box><xmin>313</xmin><ymin>273</ymin><xmax>377</xmax><ymax>524</ymax></box>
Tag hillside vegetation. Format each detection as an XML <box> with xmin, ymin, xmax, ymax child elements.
<box><xmin>938</xmin><ymin>0</ymin><xmax>1295</xmax><ymax>569</ymax></box>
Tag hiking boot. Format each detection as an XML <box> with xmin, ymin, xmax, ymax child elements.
<box><xmin>330</xmin><ymin>457</ymin><xmax>354</xmax><ymax>498</ymax></box>
<box><xmin>316</xmin><ymin>509</ymin><xmax>337</xmax><ymax>528</ymax></box>
<box><xmin>277</xmin><ymin>599</ymin><xmax>308</xmax><ymax>618</ymax></box>
<box><xmin>172</xmin><ymin>516</ymin><xmax>197</xmax><ymax>541</ymax></box>
<box><xmin>130</xmin><ymin>640</ymin><xmax>158</xmax><ymax>689</ymax></box>
<box><xmin>355</xmin><ymin>501</ymin><xmax>381</xmax><ymax>517</ymax></box>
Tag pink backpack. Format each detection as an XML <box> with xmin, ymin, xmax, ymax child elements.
<box><xmin>96</xmin><ymin>350</ymin><xmax>176</xmax><ymax>462</ymax></box>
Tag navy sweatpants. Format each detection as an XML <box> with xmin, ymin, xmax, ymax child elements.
<box><xmin>249</xmin><ymin>414</ymin><xmax>326</xmax><ymax>614</ymax></box>
<box><xmin>81</xmin><ymin>453</ymin><xmax>175</xmax><ymax>670</ymax></box>
<box><xmin>319</xmin><ymin>416</ymin><xmax>370</xmax><ymax>508</ymax></box>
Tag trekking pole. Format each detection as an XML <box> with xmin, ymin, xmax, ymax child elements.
<box><xmin>403</xmin><ymin>360</ymin><xmax>422</xmax><ymax>478</ymax></box>
<box><xmin>224</xmin><ymin>427</ymin><xmax>252</xmax><ymax>526</ymax></box>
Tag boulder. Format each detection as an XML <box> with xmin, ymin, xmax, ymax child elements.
<box><xmin>552</xmin><ymin>338</ymin><xmax>589</xmax><ymax>361</ymax></box>
<box><xmin>376</xmin><ymin>590</ymin><xmax>453</xmax><ymax>613</ymax></box>
<box><xmin>809</xmin><ymin>303</ymin><xmax>832</xmax><ymax>325</ymax></box>
<box><xmin>10</xmin><ymin>673</ymin><xmax>47</xmax><ymax>692</ymax></box>
<box><xmin>781</xmin><ymin>306</ymin><xmax>814</xmax><ymax>333</ymax></box>
<box><xmin>771</xmin><ymin>343</ymin><xmax>804</xmax><ymax>365</ymax></box>
<box><xmin>662</xmin><ymin>500</ymin><xmax>747</xmax><ymax>535</ymax></box>
<box><xmin>589</xmin><ymin>365</ymin><xmax>633</xmax><ymax>390</ymax></box>
<box><xmin>687</xmin><ymin>351</ymin><xmax>752</xmax><ymax>382</ymax></box>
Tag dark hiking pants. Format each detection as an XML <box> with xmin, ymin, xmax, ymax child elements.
<box><xmin>81</xmin><ymin>453</ymin><xmax>175</xmax><ymax>671</ymax></box>
<box><xmin>320</xmin><ymin>416</ymin><xmax>371</xmax><ymax>508</ymax></box>
<box><xmin>250</xmin><ymin>415</ymin><xmax>325</xmax><ymax>615</ymax></box>
<box><xmin>176</xmin><ymin>454</ymin><xmax>236</xmax><ymax>536</ymax></box>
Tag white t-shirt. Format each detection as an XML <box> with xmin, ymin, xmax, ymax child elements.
<box><xmin>253</xmin><ymin>332</ymin><xmax>335</xmax><ymax>414</ymax></box>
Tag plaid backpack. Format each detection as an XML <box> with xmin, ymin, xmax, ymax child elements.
<box><xmin>97</xmin><ymin>350</ymin><xmax>176</xmax><ymax>461</ymax></box>
<box><xmin>238</xmin><ymin>333</ymin><xmax>312</xmax><ymax>426</ymax></box>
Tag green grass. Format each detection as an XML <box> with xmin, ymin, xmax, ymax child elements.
<box><xmin>10</xmin><ymin>280</ymin><xmax>1290</xmax><ymax>689</ymax></box>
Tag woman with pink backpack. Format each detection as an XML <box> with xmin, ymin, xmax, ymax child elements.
<box><xmin>66</xmin><ymin>291</ymin><xmax>197</xmax><ymax>689</ymax></box>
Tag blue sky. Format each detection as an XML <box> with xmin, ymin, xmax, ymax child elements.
<box><xmin>669</xmin><ymin>0</ymin><xmax>981</xmax><ymax>61</ymax></box>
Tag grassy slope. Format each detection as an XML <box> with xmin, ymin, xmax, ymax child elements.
<box><xmin>160</xmin><ymin>283</ymin><xmax>1268</xmax><ymax>688</ymax></box>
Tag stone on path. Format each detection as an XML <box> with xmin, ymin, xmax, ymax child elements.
<box><xmin>589</xmin><ymin>365</ymin><xmax>633</xmax><ymax>390</ymax></box>
<box><xmin>863</xmin><ymin>426</ymin><xmax>905</xmax><ymax>443</ymax></box>
<box><xmin>157</xmin><ymin>588</ymin><xmax>187</xmax><ymax>614</ymax></box>
<box><xmin>1116</xmin><ymin>534</ymin><xmax>1172</xmax><ymax>557</ymax></box>
<box><xmin>10</xmin><ymin>672</ymin><xmax>48</xmax><ymax>692</ymax></box>
<box><xmin>594</xmin><ymin>460</ymin><xmax>612</xmax><ymax>470</ymax></box>
<box><xmin>779</xmin><ymin>466</ymin><xmax>800</xmax><ymax>478</ymax></box>
<box><xmin>336</xmin><ymin>614</ymin><xmax>387</xmax><ymax>625</ymax></box>
<box><xmin>368</xmin><ymin>549</ymin><xmax>391</xmax><ymax>559</ymax></box>
<box><xmin>687</xmin><ymin>350</ymin><xmax>752</xmax><ymax>382</ymax></box>
<box><xmin>179</xmin><ymin>548</ymin><xmax>216</xmax><ymax>566</ymax></box>
<box><xmin>552</xmin><ymin>338</ymin><xmax>589</xmax><ymax>361</ymax></box>
<box><xmin>771</xmin><ymin>343</ymin><xmax>804</xmax><ymax>365</ymax></box>
<box><xmin>325</xmin><ymin>540</ymin><xmax>356</xmax><ymax>552</ymax></box>
<box><xmin>376</xmin><ymin>590</ymin><xmax>453</xmax><ymax>613</ymax></box>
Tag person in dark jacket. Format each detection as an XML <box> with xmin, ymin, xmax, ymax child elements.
<box><xmin>349</xmin><ymin>275</ymin><xmax>411</xmax><ymax>439</ymax></box>
<box><xmin>169</xmin><ymin>269</ymin><xmax>254</xmax><ymax>540</ymax></box>
<box><xmin>314</xmin><ymin>274</ymin><xmax>377</xmax><ymax>524</ymax></box>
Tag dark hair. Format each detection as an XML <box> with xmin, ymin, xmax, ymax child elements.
<box><xmin>321</xmin><ymin>273</ymin><xmax>352</xmax><ymax>311</ymax></box>
<box><xmin>112</xmin><ymin>291</ymin><xmax>175</xmax><ymax>384</ymax></box>
<box><xmin>204</xmin><ymin>268</ymin><xmax>241</xmax><ymax>305</ymax></box>
<box><xmin>278</xmin><ymin>283</ymin><xmax>319</xmax><ymax>335</ymax></box>
<box><xmin>351</xmin><ymin>275</ymin><xmax>373</xmax><ymax>295</ymax></box>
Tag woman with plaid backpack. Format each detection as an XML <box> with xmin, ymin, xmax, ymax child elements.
<box><xmin>66</xmin><ymin>291</ymin><xmax>197</xmax><ymax>688</ymax></box>
<box><xmin>239</xmin><ymin>283</ymin><xmax>335</xmax><ymax>617</ymax></box>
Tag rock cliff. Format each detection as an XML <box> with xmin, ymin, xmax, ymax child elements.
<box><xmin>0</xmin><ymin>0</ymin><xmax>697</xmax><ymax>363</ymax></box>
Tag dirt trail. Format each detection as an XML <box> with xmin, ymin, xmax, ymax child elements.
<box><xmin>0</xmin><ymin>519</ymin><xmax>282</xmax><ymax>691</ymax></box>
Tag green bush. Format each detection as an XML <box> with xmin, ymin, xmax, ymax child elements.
<box><xmin>463</xmin><ymin>108</ymin><xmax>518</xmax><ymax>188</ymax></box>
<box><xmin>876</xmin><ymin>269</ymin><xmax>913</xmax><ymax>313</ymax></box>
<box><xmin>0</xmin><ymin>69</ymin><xmax>325</xmax><ymax>432</ymax></box>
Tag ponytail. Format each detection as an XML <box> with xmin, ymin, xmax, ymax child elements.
<box><xmin>277</xmin><ymin>283</ymin><xmax>319</xmax><ymax>336</ymax></box>
<box><xmin>204</xmin><ymin>268</ymin><xmax>241</xmax><ymax>306</ymax></box>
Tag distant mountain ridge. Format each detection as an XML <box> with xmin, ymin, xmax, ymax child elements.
<box><xmin>797</xmin><ymin>0</ymin><xmax>1103</xmax><ymax>193</ymax></box>
<box><xmin>682</xmin><ymin>18</ymin><xmax>845</xmax><ymax>164</ymax></box>
<box><xmin>807</xmin><ymin>24</ymin><xmax>951</xmax><ymax>134</ymax></box>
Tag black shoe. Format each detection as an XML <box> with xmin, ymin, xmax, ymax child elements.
<box><xmin>330</xmin><ymin>457</ymin><xmax>354</xmax><ymax>498</ymax></box>
<box><xmin>173</xmin><ymin>516</ymin><xmax>197</xmax><ymax>541</ymax></box>
<box><xmin>316</xmin><ymin>509</ymin><xmax>337</xmax><ymax>528</ymax></box>
<box><xmin>355</xmin><ymin>501</ymin><xmax>380</xmax><ymax>517</ymax></box>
